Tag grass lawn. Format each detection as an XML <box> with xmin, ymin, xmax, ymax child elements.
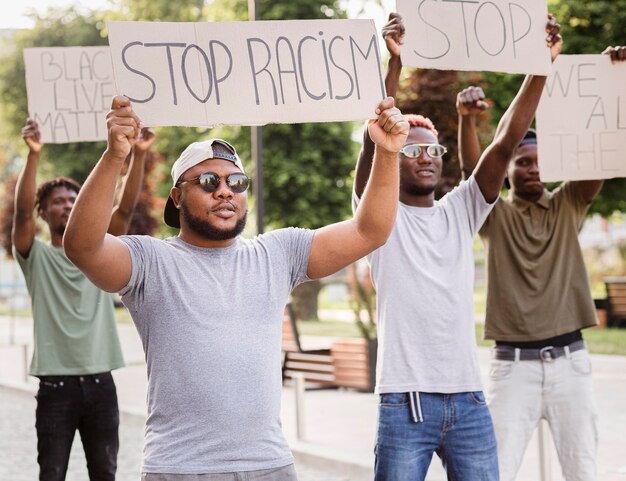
<box><xmin>4</xmin><ymin>304</ymin><xmax>626</xmax><ymax>357</ymax></box>
<box><xmin>301</xmin><ymin>318</ymin><xmax>626</xmax><ymax>357</ymax></box>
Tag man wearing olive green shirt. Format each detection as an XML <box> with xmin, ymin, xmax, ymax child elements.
<box><xmin>456</xmin><ymin>47</ymin><xmax>626</xmax><ymax>481</ymax></box>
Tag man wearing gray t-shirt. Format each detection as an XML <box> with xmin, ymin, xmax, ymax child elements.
<box><xmin>63</xmin><ymin>95</ymin><xmax>408</xmax><ymax>480</ymax></box>
<box><xmin>355</xmin><ymin>13</ymin><xmax>563</xmax><ymax>481</ymax></box>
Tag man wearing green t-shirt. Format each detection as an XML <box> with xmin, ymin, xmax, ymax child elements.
<box><xmin>456</xmin><ymin>45</ymin><xmax>626</xmax><ymax>481</ymax></box>
<box><xmin>11</xmin><ymin>118</ymin><xmax>154</xmax><ymax>481</ymax></box>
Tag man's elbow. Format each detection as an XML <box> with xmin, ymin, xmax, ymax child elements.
<box><xmin>359</xmin><ymin>224</ymin><xmax>392</xmax><ymax>252</ymax></box>
<box><xmin>62</xmin><ymin>229</ymin><xmax>86</xmax><ymax>265</ymax></box>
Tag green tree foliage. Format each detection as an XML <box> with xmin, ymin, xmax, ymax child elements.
<box><xmin>480</xmin><ymin>0</ymin><xmax>626</xmax><ymax>215</ymax></box>
<box><xmin>395</xmin><ymin>69</ymin><xmax>494</xmax><ymax>199</ymax></box>
<box><xmin>211</xmin><ymin>0</ymin><xmax>357</xmax><ymax>320</ymax></box>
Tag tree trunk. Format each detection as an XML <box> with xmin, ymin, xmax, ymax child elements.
<box><xmin>291</xmin><ymin>280</ymin><xmax>322</xmax><ymax>321</ymax></box>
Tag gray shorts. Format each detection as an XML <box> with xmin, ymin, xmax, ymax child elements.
<box><xmin>142</xmin><ymin>464</ymin><xmax>298</xmax><ymax>481</ymax></box>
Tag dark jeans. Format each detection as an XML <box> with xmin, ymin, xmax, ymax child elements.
<box><xmin>35</xmin><ymin>372</ymin><xmax>119</xmax><ymax>481</ymax></box>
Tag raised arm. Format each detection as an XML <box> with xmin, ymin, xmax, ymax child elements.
<box><xmin>12</xmin><ymin>120</ymin><xmax>43</xmax><ymax>257</ymax></box>
<box><xmin>307</xmin><ymin>97</ymin><xmax>408</xmax><ymax>280</ymax></box>
<box><xmin>573</xmin><ymin>46</ymin><xmax>626</xmax><ymax>203</ymax></box>
<box><xmin>355</xmin><ymin>12</ymin><xmax>404</xmax><ymax>198</ymax></box>
<box><xmin>456</xmin><ymin>86</ymin><xmax>489</xmax><ymax>179</ymax></box>
<box><xmin>64</xmin><ymin>96</ymin><xmax>141</xmax><ymax>292</ymax></box>
<box><xmin>473</xmin><ymin>14</ymin><xmax>562</xmax><ymax>203</ymax></box>
<box><xmin>108</xmin><ymin>127</ymin><xmax>156</xmax><ymax>236</ymax></box>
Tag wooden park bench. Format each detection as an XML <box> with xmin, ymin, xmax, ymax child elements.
<box><xmin>281</xmin><ymin>304</ymin><xmax>335</xmax><ymax>387</ymax></box>
<box><xmin>605</xmin><ymin>277</ymin><xmax>626</xmax><ymax>328</ymax></box>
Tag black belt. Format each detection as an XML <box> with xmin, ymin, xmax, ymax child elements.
<box><xmin>492</xmin><ymin>340</ymin><xmax>586</xmax><ymax>362</ymax></box>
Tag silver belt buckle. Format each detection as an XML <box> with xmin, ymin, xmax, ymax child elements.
<box><xmin>539</xmin><ymin>346</ymin><xmax>555</xmax><ymax>362</ymax></box>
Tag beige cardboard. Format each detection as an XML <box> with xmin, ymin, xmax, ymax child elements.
<box><xmin>536</xmin><ymin>55</ymin><xmax>626</xmax><ymax>182</ymax></box>
<box><xmin>23</xmin><ymin>46</ymin><xmax>114</xmax><ymax>143</ymax></box>
<box><xmin>107</xmin><ymin>19</ymin><xmax>386</xmax><ymax>126</ymax></box>
<box><xmin>397</xmin><ymin>0</ymin><xmax>551</xmax><ymax>75</ymax></box>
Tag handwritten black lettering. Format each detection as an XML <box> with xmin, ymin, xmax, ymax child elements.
<box><xmin>298</xmin><ymin>35</ymin><xmax>325</xmax><ymax>101</ymax></box>
<box><xmin>577</xmin><ymin>63</ymin><xmax>597</xmax><ymax>98</ymax></box>
<box><xmin>41</xmin><ymin>52</ymin><xmax>63</xmax><ymax>82</ymax></box>
<box><xmin>181</xmin><ymin>44</ymin><xmax>213</xmax><ymax>103</ymax></box>
<box><xmin>415</xmin><ymin>0</ymin><xmax>453</xmax><ymax>59</ymax></box>
<box><xmin>474</xmin><ymin>2</ymin><xmax>506</xmax><ymax>57</ymax></box>
<box><xmin>208</xmin><ymin>40</ymin><xmax>233</xmax><ymax>105</ymax></box>
<box><xmin>599</xmin><ymin>132</ymin><xmax>618</xmax><ymax>171</ymax></box>
<box><xmin>144</xmin><ymin>43</ymin><xmax>186</xmax><ymax>105</ymax></box>
<box><xmin>275</xmin><ymin>37</ymin><xmax>302</xmax><ymax>104</ymax></box>
<box><xmin>444</xmin><ymin>0</ymin><xmax>479</xmax><ymax>58</ymax></box>
<box><xmin>508</xmin><ymin>3</ymin><xmax>531</xmax><ymax>59</ymax></box>
<box><xmin>350</xmin><ymin>34</ymin><xmax>384</xmax><ymax>100</ymax></box>
<box><xmin>586</xmin><ymin>96</ymin><xmax>607</xmax><ymax>129</ymax></box>
<box><xmin>121</xmin><ymin>42</ymin><xmax>156</xmax><ymax>103</ymax></box>
<box><xmin>247</xmin><ymin>38</ymin><xmax>278</xmax><ymax>105</ymax></box>
<box><xmin>92</xmin><ymin>50</ymin><xmax>110</xmax><ymax>81</ymax></box>
<box><xmin>545</xmin><ymin>64</ymin><xmax>575</xmax><ymax>97</ymax></box>
<box><xmin>328</xmin><ymin>36</ymin><xmax>355</xmax><ymax>101</ymax></box>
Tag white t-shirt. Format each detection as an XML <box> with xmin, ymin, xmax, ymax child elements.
<box><xmin>354</xmin><ymin>175</ymin><xmax>495</xmax><ymax>393</ymax></box>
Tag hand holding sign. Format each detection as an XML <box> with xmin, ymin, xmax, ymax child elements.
<box><xmin>135</xmin><ymin>127</ymin><xmax>157</xmax><ymax>154</ymax></box>
<box><xmin>22</xmin><ymin>119</ymin><xmax>44</xmax><ymax>154</ymax></box>
<box><xmin>382</xmin><ymin>13</ymin><xmax>405</xmax><ymax>59</ymax></box>
<box><xmin>368</xmin><ymin>97</ymin><xmax>409</xmax><ymax>154</ymax></box>
<box><xmin>546</xmin><ymin>14</ymin><xmax>562</xmax><ymax>62</ymax></box>
<box><xmin>602</xmin><ymin>46</ymin><xmax>626</xmax><ymax>63</ymax></box>
<box><xmin>106</xmin><ymin>96</ymin><xmax>142</xmax><ymax>161</ymax></box>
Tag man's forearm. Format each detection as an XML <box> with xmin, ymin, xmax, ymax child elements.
<box><xmin>64</xmin><ymin>151</ymin><xmax>126</xmax><ymax>258</ymax></box>
<box><xmin>458</xmin><ymin>114</ymin><xmax>481</xmax><ymax>178</ymax></box>
<box><xmin>493</xmin><ymin>75</ymin><xmax>546</xmax><ymax>154</ymax></box>
<box><xmin>109</xmin><ymin>149</ymin><xmax>146</xmax><ymax>236</ymax></box>
<box><xmin>385</xmin><ymin>56</ymin><xmax>402</xmax><ymax>99</ymax></box>
<box><xmin>354</xmin><ymin>146</ymin><xmax>399</xmax><ymax>246</ymax></box>
<box><xmin>14</xmin><ymin>152</ymin><xmax>38</xmax><ymax>217</ymax></box>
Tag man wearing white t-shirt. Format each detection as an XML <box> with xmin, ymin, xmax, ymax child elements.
<box><xmin>354</xmin><ymin>13</ymin><xmax>563</xmax><ymax>481</ymax></box>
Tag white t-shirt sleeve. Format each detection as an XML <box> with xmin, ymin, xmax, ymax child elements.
<box><xmin>445</xmin><ymin>175</ymin><xmax>497</xmax><ymax>236</ymax></box>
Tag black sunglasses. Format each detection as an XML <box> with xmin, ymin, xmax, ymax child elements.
<box><xmin>176</xmin><ymin>172</ymin><xmax>250</xmax><ymax>194</ymax></box>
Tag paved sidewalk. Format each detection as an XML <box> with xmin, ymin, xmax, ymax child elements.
<box><xmin>1</xmin><ymin>315</ymin><xmax>626</xmax><ymax>480</ymax></box>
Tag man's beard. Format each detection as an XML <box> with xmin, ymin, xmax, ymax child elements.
<box><xmin>180</xmin><ymin>203</ymin><xmax>247</xmax><ymax>241</ymax></box>
<box><xmin>400</xmin><ymin>181</ymin><xmax>436</xmax><ymax>197</ymax></box>
<box><xmin>53</xmin><ymin>224</ymin><xmax>66</xmax><ymax>237</ymax></box>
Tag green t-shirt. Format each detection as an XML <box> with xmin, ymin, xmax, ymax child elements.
<box><xmin>14</xmin><ymin>238</ymin><xmax>124</xmax><ymax>375</ymax></box>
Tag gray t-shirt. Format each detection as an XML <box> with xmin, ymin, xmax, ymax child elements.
<box><xmin>119</xmin><ymin>229</ymin><xmax>314</xmax><ymax>474</ymax></box>
<box><xmin>354</xmin><ymin>176</ymin><xmax>494</xmax><ymax>394</ymax></box>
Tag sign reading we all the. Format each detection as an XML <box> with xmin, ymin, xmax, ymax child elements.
<box><xmin>537</xmin><ymin>55</ymin><xmax>626</xmax><ymax>182</ymax></box>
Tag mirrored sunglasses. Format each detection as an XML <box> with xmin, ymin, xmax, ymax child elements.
<box><xmin>400</xmin><ymin>143</ymin><xmax>447</xmax><ymax>159</ymax></box>
<box><xmin>176</xmin><ymin>172</ymin><xmax>250</xmax><ymax>194</ymax></box>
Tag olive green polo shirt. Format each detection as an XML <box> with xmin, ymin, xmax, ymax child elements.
<box><xmin>479</xmin><ymin>182</ymin><xmax>598</xmax><ymax>341</ymax></box>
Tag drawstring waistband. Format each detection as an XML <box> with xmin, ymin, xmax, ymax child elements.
<box><xmin>409</xmin><ymin>391</ymin><xmax>424</xmax><ymax>423</ymax></box>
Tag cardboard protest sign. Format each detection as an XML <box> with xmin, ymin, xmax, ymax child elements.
<box><xmin>107</xmin><ymin>20</ymin><xmax>386</xmax><ymax>127</ymax></box>
<box><xmin>397</xmin><ymin>0</ymin><xmax>551</xmax><ymax>75</ymax></box>
<box><xmin>23</xmin><ymin>47</ymin><xmax>114</xmax><ymax>143</ymax></box>
<box><xmin>536</xmin><ymin>55</ymin><xmax>626</xmax><ymax>182</ymax></box>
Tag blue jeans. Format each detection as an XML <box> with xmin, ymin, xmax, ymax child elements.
<box><xmin>375</xmin><ymin>392</ymin><xmax>499</xmax><ymax>481</ymax></box>
<box><xmin>35</xmin><ymin>372</ymin><xmax>119</xmax><ymax>481</ymax></box>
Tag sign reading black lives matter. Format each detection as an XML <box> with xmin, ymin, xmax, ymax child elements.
<box><xmin>397</xmin><ymin>0</ymin><xmax>551</xmax><ymax>75</ymax></box>
<box><xmin>536</xmin><ymin>55</ymin><xmax>626</xmax><ymax>182</ymax></box>
<box><xmin>106</xmin><ymin>20</ymin><xmax>386</xmax><ymax>127</ymax></box>
<box><xmin>23</xmin><ymin>47</ymin><xmax>114</xmax><ymax>143</ymax></box>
